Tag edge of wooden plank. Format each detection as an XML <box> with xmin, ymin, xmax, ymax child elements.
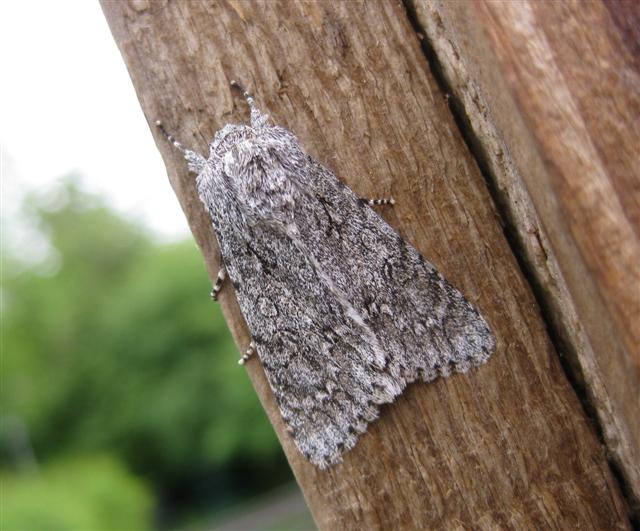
<box><xmin>405</xmin><ymin>0</ymin><xmax>639</xmax><ymax>517</ymax></box>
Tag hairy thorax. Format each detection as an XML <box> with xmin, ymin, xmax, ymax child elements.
<box><xmin>211</xmin><ymin>123</ymin><xmax>308</xmax><ymax>226</ymax></box>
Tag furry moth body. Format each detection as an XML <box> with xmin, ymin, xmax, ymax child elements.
<box><xmin>157</xmin><ymin>82</ymin><xmax>495</xmax><ymax>469</ymax></box>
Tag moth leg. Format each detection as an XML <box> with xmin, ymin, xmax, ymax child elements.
<box><xmin>238</xmin><ymin>341</ymin><xmax>256</xmax><ymax>365</ymax></box>
<box><xmin>154</xmin><ymin>120</ymin><xmax>206</xmax><ymax>173</ymax></box>
<box><xmin>361</xmin><ymin>197</ymin><xmax>396</xmax><ymax>206</ymax></box>
<box><xmin>209</xmin><ymin>266</ymin><xmax>227</xmax><ymax>301</ymax></box>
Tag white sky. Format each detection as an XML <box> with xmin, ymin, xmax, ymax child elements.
<box><xmin>0</xmin><ymin>0</ymin><xmax>190</xmax><ymax>243</ymax></box>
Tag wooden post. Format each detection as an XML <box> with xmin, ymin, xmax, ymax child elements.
<box><xmin>101</xmin><ymin>1</ymin><xmax>632</xmax><ymax>528</ymax></box>
<box><xmin>409</xmin><ymin>0</ymin><xmax>640</xmax><ymax>518</ymax></box>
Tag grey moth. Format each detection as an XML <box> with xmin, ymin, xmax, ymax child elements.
<box><xmin>157</xmin><ymin>82</ymin><xmax>495</xmax><ymax>468</ymax></box>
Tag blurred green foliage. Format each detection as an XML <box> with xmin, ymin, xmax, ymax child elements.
<box><xmin>1</xmin><ymin>178</ymin><xmax>293</xmax><ymax>528</ymax></box>
<box><xmin>1</xmin><ymin>455</ymin><xmax>152</xmax><ymax>530</ymax></box>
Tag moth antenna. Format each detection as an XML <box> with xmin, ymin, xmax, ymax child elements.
<box><xmin>230</xmin><ymin>80</ymin><xmax>269</xmax><ymax>129</ymax></box>
<box><xmin>230</xmin><ymin>80</ymin><xmax>255</xmax><ymax>108</ymax></box>
<box><xmin>155</xmin><ymin>120</ymin><xmax>186</xmax><ymax>153</ymax></box>
<box><xmin>155</xmin><ymin>120</ymin><xmax>206</xmax><ymax>173</ymax></box>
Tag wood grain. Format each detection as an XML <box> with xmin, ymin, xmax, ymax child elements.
<box><xmin>409</xmin><ymin>0</ymin><xmax>640</xmax><ymax>516</ymax></box>
<box><xmin>101</xmin><ymin>1</ymin><xmax>630</xmax><ymax>528</ymax></box>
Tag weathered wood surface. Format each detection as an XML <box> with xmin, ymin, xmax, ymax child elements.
<box><xmin>409</xmin><ymin>0</ymin><xmax>640</xmax><ymax>516</ymax></box>
<box><xmin>101</xmin><ymin>1</ymin><xmax>630</xmax><ymax>528</ymax></box>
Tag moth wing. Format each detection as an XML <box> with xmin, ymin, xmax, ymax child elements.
<box><xmin>212</xmin><ymin>202</ymin><xmax>401</xmax><ymax>468</ymax></box>
<box><xmin>292</xmin><ymin>158</ymin><xmax>495</xmax><ymax>384</ymax></box>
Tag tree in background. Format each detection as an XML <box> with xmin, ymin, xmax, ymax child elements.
<box><xmin>1</xmin><ymin>177</ymin><xmax>292</xmax><ymax>529</ymax></box>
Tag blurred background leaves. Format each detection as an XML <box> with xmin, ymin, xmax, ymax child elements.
<box><xmin>1</xmin><ymin>176</ymin><xmax>303</xmax><ymax>529</ymax></box>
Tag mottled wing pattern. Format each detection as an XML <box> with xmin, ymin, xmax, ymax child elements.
<box><xmin>196</xmin><ymin>120</ymin><xmax>494</xmax><ymax>468</ymax></box>
<box><xmin>293</xmin><ymin>159</ymin><xmax>495</xmax><ymax>383</ymax></box>
<box><xmin>202</xmin><ymin>176</ymin><xmax>402</xmax><ymax>467</ymax></box>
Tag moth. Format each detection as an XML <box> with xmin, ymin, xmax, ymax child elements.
<box><xmin>156</xmin><ymin>82</ymin><xmax>495</xmax><ymax>468</ymax></box>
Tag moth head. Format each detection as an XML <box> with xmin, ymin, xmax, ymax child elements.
<box><xmin>210</xmin><ymin>123</ymin><xmax>254</xmax><ymax>158</ymax></box>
